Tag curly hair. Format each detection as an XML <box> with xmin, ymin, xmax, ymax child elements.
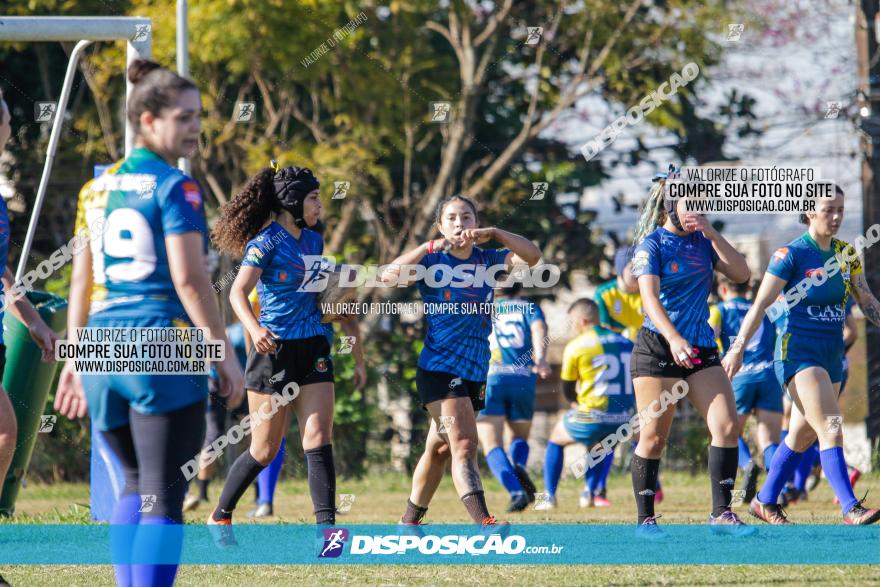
<box><xmin>212</xmin><ymin>168</ymin><xmax>278</xmax><ymax>256</ymax></box>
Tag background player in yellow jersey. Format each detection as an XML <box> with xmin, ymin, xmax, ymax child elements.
<box><xmin>590</xmin><ymin>247</ymin><xmax>656</xmax><ymax>506</ymax></box>
<box><xmin>535</xmin><ymin>299</ymin><xmax>635</xmax><ymax>510</ymax></box>
<box><xmin>595</xmin><ymin>247</ymin><xmax>643</xmax><ymax>341</ymax></box>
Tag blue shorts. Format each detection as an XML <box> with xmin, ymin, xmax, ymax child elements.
<box><xmin>82</xmin><ymin>314</ymin><xmax>209</xmax><ymax>431</ymax></box>
<box><xmin>562</xmin><ymin>410</ymin><xmax>619</xmax><ymax>447</ymax></box>
<box><xmin>732</xmin><ymin>373</ymin><xmax>783</xmax><ymax>414</ymax></box>
<box><xmin>775</xmin><ymin>332</ymin><xmax>845</xmax><ymax>388</ymax></box>
<box><xmin>479</xmin><ymin>373</ymin><xmax>536</xmax><ymax>421</ymax></box>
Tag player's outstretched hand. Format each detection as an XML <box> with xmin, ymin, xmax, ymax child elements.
<box><xmin>682</xmin><ymin>213</ymin><xmax>711</xmax><ymax>235</ymax></box>
<box><xmin>54</xmin><ymin>361</ymin><xmax>88</xmax><ymax>419</ymax></box>
<box><xmin>353</xmin><ymin>362</ymin><xmax>367</xmax><ymax>390</ymax></box>
<box><xmin>722</xmin><ymin>349</ymin><xmax>743</xmax><ymax>380</ymax></box>
<box><xmin>29</xmin><ymin>321</ymin><xmax>58</xmax><ymax>362</ymax></box>
<box><xmin>459</xmin><ymin>227</ymin><xmax>495</xmax><ymax>246</ymax></box>
<box><xmin>216</xmin><ymin>356</ymin><xmax>245</xmax><ymax>410</ymax></box>
<box><xmin>535</xmin><ymin>359</ymin><xmax>551</xmax><ymax>379</ymax></box>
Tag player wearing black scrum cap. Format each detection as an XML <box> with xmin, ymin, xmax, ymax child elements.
<box><xmin>209</xmin><ymin>162</ymin><xmax>357</xmax><ymax>534</ymax></box>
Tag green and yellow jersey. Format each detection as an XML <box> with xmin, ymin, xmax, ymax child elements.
<box><xmin>561</xmin><ymin>325</ymin><xmax>635</xmax><ymax>419</ymax></box>
<box><xmin>74</xmin><ymin>160</ymin><xmax>124</xmax><ymax>307</ymax></box>
<box><xmin>594</xmin><ymin>279</ymin><xmax>643</xmax><ymax>341</ymax></box>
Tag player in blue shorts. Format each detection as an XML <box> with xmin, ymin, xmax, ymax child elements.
<box><xmin>630</xmin><ymin>166</ymin><xmax>753</xmax><ymax>535</ymax></box>
<box><xmin>0</xmin><ymin>88</ymin><xmax>60</xmax><ymax>513</ymax></box>
<box><xmin>726</xmin><ymin>185</ymin><xmax>880</xmax><ymax>524</ymax></box>
<box><xmin>53</xmin><ymin>60</ymin><xmax>245</xmax><ymax>585</ymax></box>
<box><xmin>781</xmin><ymin>297</ymin><xmax>861</xmax><ymax>505</ymax></box>
<box><xmin>383</xmin><ymin>195</ymin><xmax>541</xmax><ymax>526</ymax></box>
<box><xmin>711</xmin><ymin>275</ymin><xmax>781</xmax><ymax>505</ymax></box>
<box><xmin>476</xmin><ymin>280</ymin><xmax>549</xmax><ymax>512</ymax></box>
<box><xmin>208</xmin><ymin>162</ymin><xmax>355</xmax><ymax>531</ymax></box>
<box><xmin>534</xmin><ymin>299</ymin><xmax>634</xmax><ymax>511</ymax></box>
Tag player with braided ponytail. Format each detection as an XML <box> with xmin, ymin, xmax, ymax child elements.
<box><xmin>629</xmin><ymin>165</ymin><xmax>753</xmax><ymax>536</ymax></box>
<box><xmin>633</xmin><ymin>179</ymin><xmax>667</xmax><ymax>245</ymax></box>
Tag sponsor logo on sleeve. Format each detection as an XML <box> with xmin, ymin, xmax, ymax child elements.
<box><xmin>182</xmin><ymin>181</ymin><xmax>202</xmax><ymax>211</ymax></box>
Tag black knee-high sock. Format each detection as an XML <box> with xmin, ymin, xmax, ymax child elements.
<box><xmin>461</xmin><ymin>491</ymin><xmax>491</xmax><ymax>523</ymax></box>
<box><xmin>197</xmin><ymin>479</ymin><xmax>210</xmax><ymax>501</ymax></box>
<box><xmin>632</xmin><ymin>454</ymin><xmax>660</xmax><ymax>524</ymax></box>
<box><xmin>709</xmin><ymin>445</ymin><xmax>739</xmax><ymax>516</ymax></box>
<box><xmin>401</xmin><ymin>499</ymin><xmax>429</xmax><ymax>524</ymax></box>
<box><xmin>214</xmin><ymin>452</ymin><xmax>266</xmax><ymax>521</ymax></box>
<box><xmin>305</xmin><ymin>444</ymin><xmax>336</xmax><ymax>525</ymax></box>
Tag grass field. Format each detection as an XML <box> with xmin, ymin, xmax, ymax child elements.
<box><xmin>2</xmin><ymin>470</ymin><xmax>880</xmax><ymax>586</ymax></box>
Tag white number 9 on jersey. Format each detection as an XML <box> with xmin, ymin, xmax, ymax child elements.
<box><xmin>103</xmin><ymin>208</ymin><xmax>158</xmax><ymax>282</ymax></box>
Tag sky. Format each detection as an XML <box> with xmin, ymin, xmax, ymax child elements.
<box><xmin>549</xmin><ymin>0</ymin><xmax>863</xmax><ymax>247</ymax></box>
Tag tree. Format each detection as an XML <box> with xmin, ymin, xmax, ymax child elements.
<box><xmin>2</xmin><ymin>0</ymin><xmax>756</xmax><ymax>476</ymax></box>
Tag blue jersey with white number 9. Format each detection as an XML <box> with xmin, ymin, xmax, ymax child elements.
<box><xmin>90</xmin><ymin>147</ymin><xmax>207</xmax><ymax>319</ymax></box>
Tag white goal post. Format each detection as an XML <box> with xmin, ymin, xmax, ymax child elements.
<box><xmin>0</xmin><ymin>16</ymin><xmax>152</xmax><ymax>280</ymax></box>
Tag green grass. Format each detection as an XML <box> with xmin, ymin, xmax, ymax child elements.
<box><xmin>2</xmin><ymin>470</ymin><xmax>879</xmax><ymax>585</ymax></box>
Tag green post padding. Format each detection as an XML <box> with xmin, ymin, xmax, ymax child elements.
<box><xmin>0</xmin><ymin>291</ymin><xmax>67</xmax><ymax>515</ymax></box>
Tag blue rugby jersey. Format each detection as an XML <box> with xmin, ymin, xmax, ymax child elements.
<box><xmin>417</xmin><ymin>247</ymin><xmax>510</xmax><ymax>381</ymax></box>
<box><xmin>488</xmin><ymin>298</ymin><xmax>545</xmax><ymax>376</ymax></box>
<box><xmin>631</xmin><ymin>227</ymin><xmax>718</xmax><ymax>347</ymax></box>
<box><xmin>90</xmin><ymin>147</ymin><xmax>208</xmax><ymax>320</ymax></box>
<box><xmin>241</xmin><ymin>222</ymin><xmax>328</xmax><ymax>340</ymax></box>
<box><xmin>717</xmin><ymin>297</ymin><xmax>775</xmax><ymax>382</ymax></box>
<box><xmin>766</xmin><ymin>233</ymin><xmax>861</xmax><ymax>339</ymax></box>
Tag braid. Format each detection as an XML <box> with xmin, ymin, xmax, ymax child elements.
<box><xmin>634</xmin><ymin>181</ymin><xmax>666</xmax><ymax>244</ymax></box>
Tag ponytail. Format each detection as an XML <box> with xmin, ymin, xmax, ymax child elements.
<box><xmin>634</xmin><ymin>180</ymin><xmax>666</xmax><ymax>244</ymax></box>
<box><xmin>126</xmin><ymin>58</ymin><xmax>197</xmax><ymax>134</ymax></box>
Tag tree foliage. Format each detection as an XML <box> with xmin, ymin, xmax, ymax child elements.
<box><xmin>1</xmin><ymin>0</ymin><xmax>760</xmax><ymax>476</ymax></box>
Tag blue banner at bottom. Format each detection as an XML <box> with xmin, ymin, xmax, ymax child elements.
<box><xmin>0</xmin><ymin>524</ymin><xmax>877</xmax><ymax>564</ymax></box>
